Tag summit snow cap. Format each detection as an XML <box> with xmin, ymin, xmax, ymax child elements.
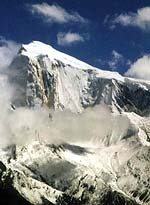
<box><xmin>20</xmin><ymin>41</ymin><xmax>124</xmax><ymax>81</ymax></box>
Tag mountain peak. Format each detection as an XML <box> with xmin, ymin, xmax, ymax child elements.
<box><xmin>20</xmin><ymin>41</ymin><xmax>54</xmax><ymax>57</ymax></box>
<box><xmin>18</xmin><ymin>40</ymin><xmax>124</xmax><ymax>82</ymax></box>
<box><xmin>19</xmin><ymin>41</ymin><xmax>93</xmax><ymax>70</ymax></box>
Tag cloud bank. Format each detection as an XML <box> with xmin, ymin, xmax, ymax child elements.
<box><xmin>0</xmin><ymin>37</ymin><xmax>20</xmax><ymax>70</ymax></box>
<box><xmin>0</xmin><ymin>97</ymin><xmax>133</xmax><ymax>148</ymax></box>
<box><xmin>125</xmin><ymin>55</ymin><xmax>150</xmax><ymax>81</ymax></box>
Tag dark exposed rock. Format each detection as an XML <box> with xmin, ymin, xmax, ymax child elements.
<box><xmin>99</xmin><ymin>189</ymin><xmax>139</xmax><ymax>205</ymax></box>
<box><xmin>0</xmin><ymin>186</ymin><xmax>32</xmax><ymax>205</ymax></box>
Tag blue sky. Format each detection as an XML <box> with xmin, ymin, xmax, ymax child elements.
<box><xmin>0</xmin><ymin>0</ymin><xmax>150</xmax><ymax>78</ymax></box>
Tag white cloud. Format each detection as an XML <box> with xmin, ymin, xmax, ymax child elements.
<box><xmin>108</xmin><ymin>50</ymin><xmax>124</xmax><ymax>70</ymax></box>
<box><xmin>30</xmin><ymin>3</ymin><xmax>87</xmax><ymax>24</ymax></box>
<box><xmin>0</xmin><ymin>37</ymin><xmax>20</xmax><ymax>70</ymax></box>
<box><xmin>96</xmin><ymin>58</ymin><xmax>106</xmax><ymax>66</ymax></box>
<box><xmin>125</xmin><ymin>55</ymin><xmax>150</xmax><ymax>80</ymax></box>
<box><xmin>96</xmin><ymin>50</ymin><xmax>130</xmax><ymax>70</ymax></box>
<box><xmin>113</xmin><ymin>7</ymin><xmax>150</xmax><ymax>31</ymax></box>
<box><xmin>57</xmin><ymin>32</ymin><xmax>84</xmax><ymax>46</ymax></box>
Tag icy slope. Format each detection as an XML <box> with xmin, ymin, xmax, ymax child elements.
<box><xmin>0</xmin><ymin>132</ymin><xmax>149</xmax><ymax>205</ymax></box>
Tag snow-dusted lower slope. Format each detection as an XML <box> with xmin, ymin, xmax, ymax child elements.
<box><xmin>0</xmin><ymin>128</ymin><xmax>149</xmax><ymax>205</ymax></box>
<box><xmin>0</xmin><ymin>109</ymin><xmax>149</xmax><ymax>205</ymax></box>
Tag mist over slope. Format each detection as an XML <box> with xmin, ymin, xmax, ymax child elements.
<box><xmin>0</xmin><ymin>41</ymin><xmax>149</xmax><ymax>205</ymax></box>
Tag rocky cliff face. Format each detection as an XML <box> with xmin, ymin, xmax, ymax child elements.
<box><xmin>0</xmin><ymin>41</ymin><xmax>150</xmax><ymax>205</ymax></box>
<box><xmin>8</xmin><ymin>41</ymin><xmax>150</xmax><ymax>115</ymax></box>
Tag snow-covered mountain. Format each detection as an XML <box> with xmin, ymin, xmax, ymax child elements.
<box><xmin>0</xmin><ymin>41</ymin><xmax>150</xmax><ymax>205</ymax></box>
<box><xmin>9</xmin><ymin>41</ymin><xmax>150</xmax><ymax>115</ymax></box>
